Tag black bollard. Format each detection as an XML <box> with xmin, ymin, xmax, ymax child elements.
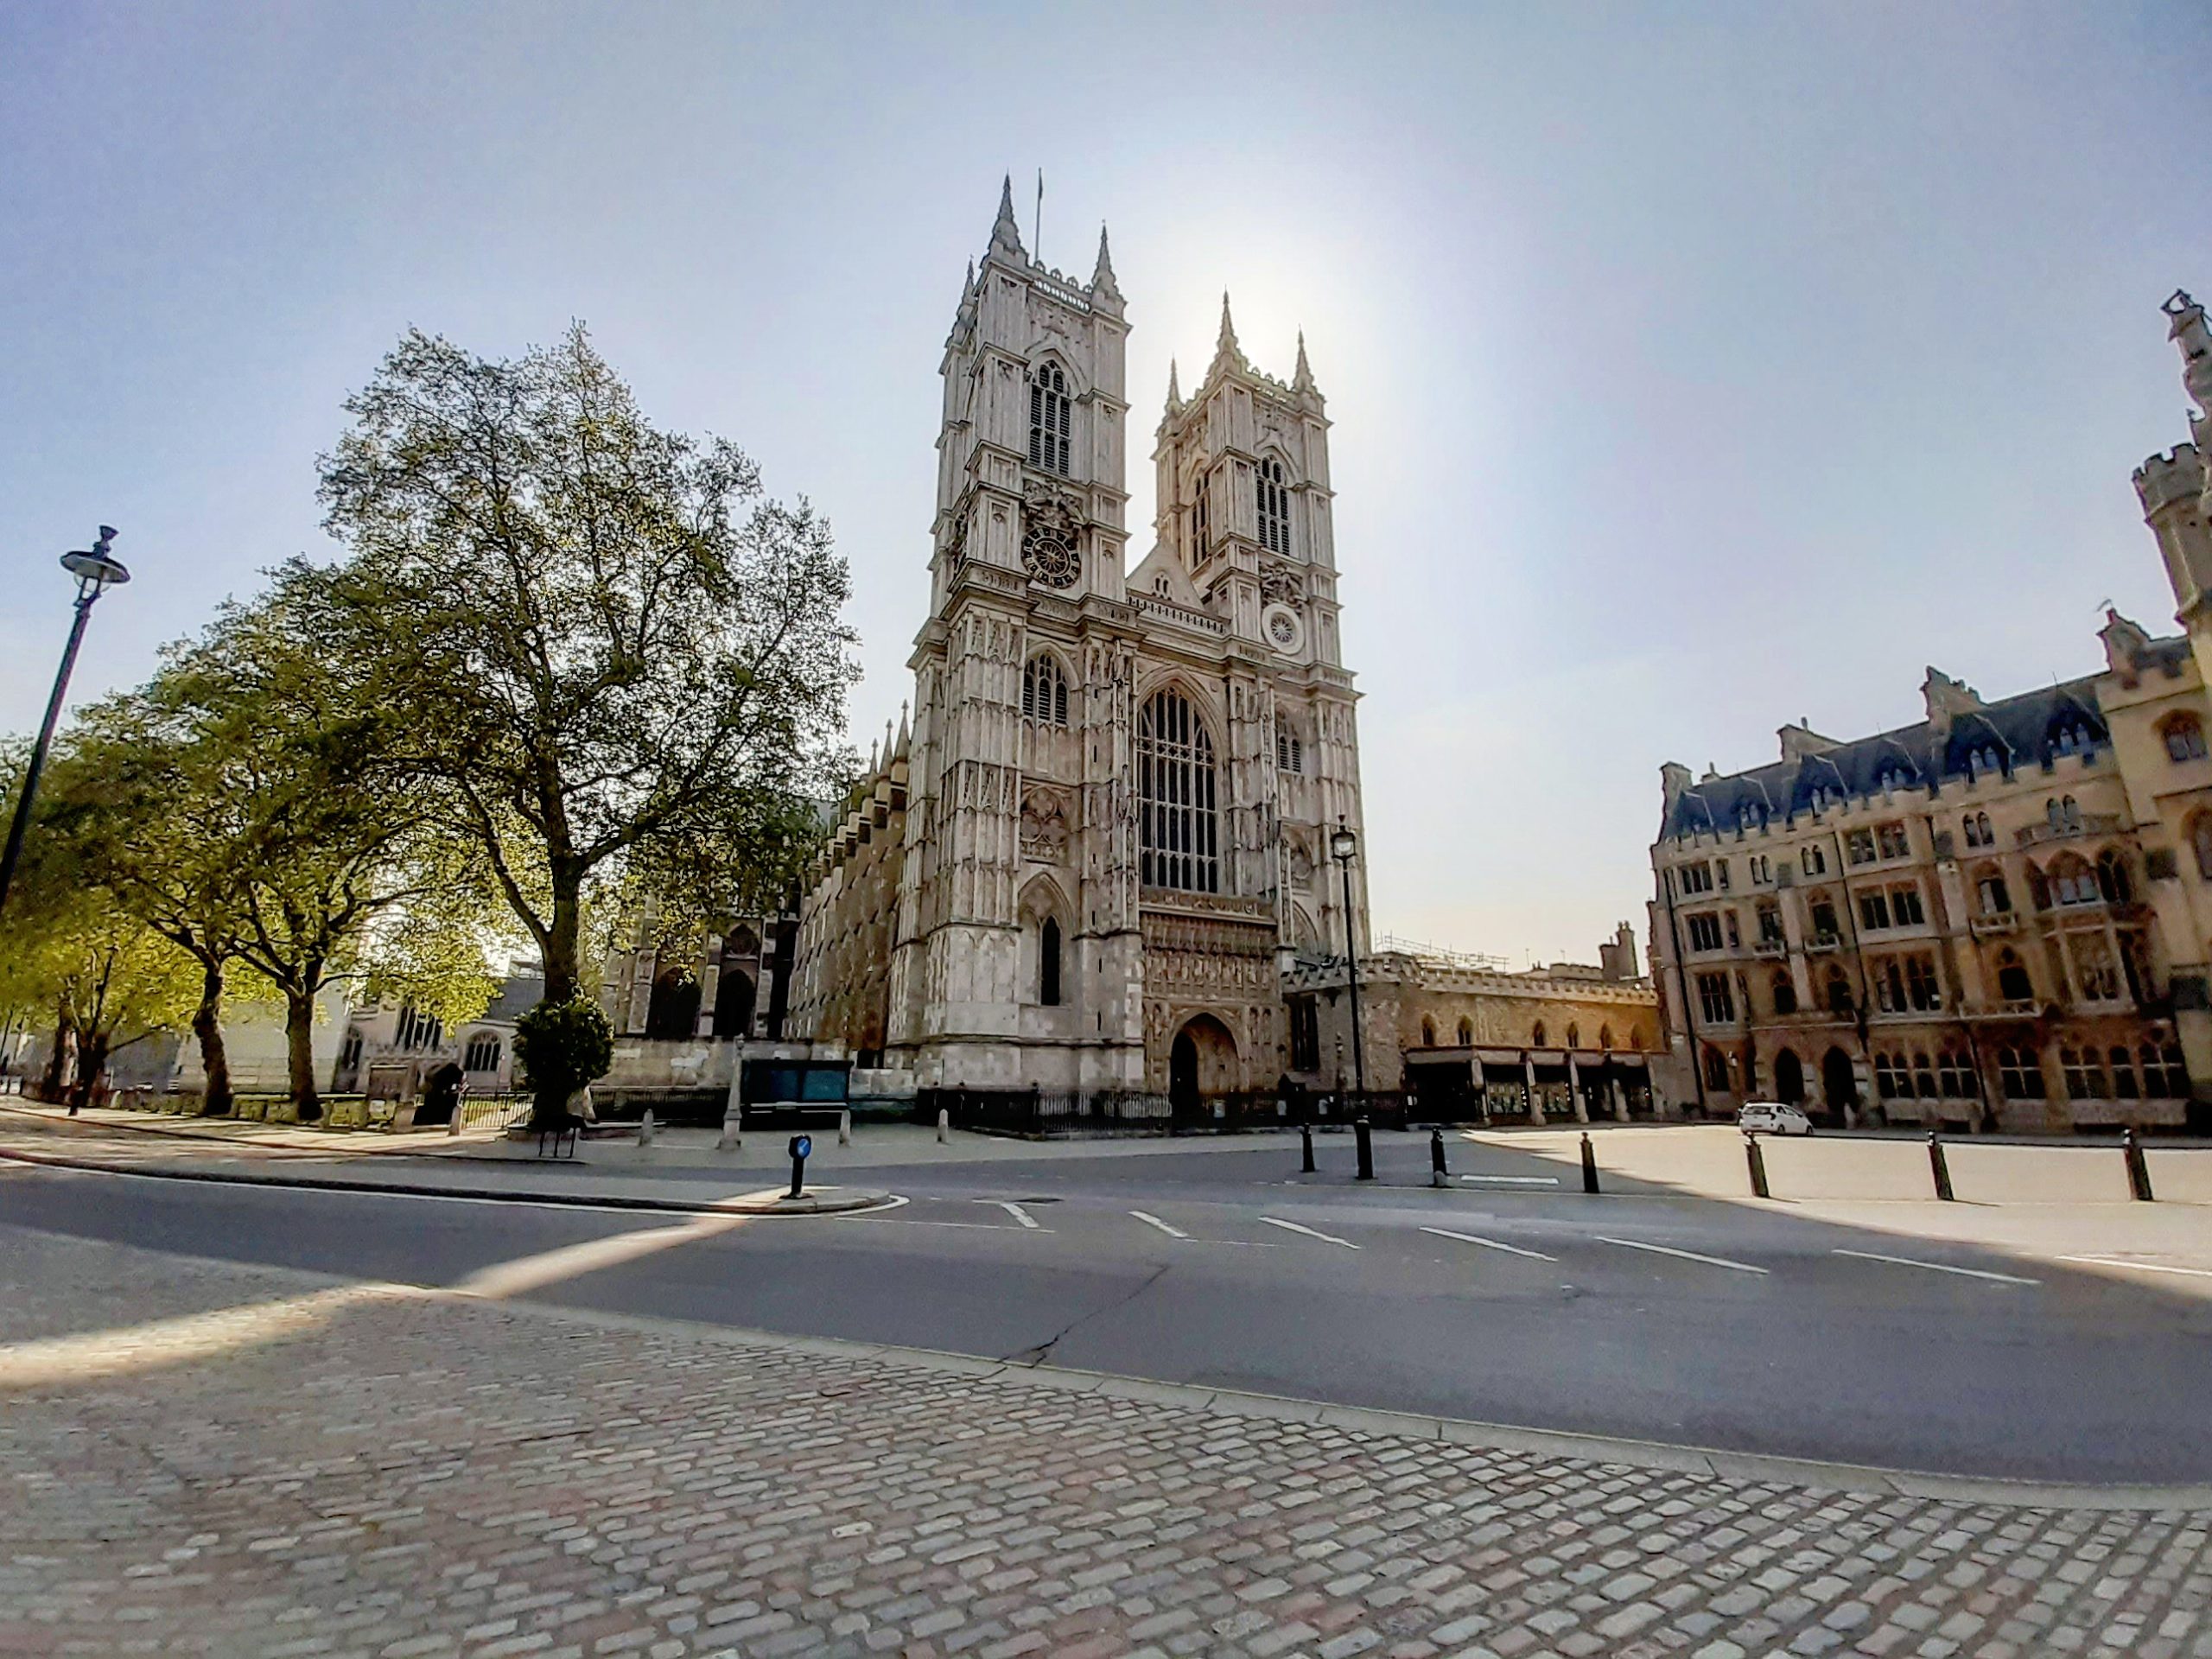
<box><xmin>1300</xmin><ymin>1121</ymin><xmax>1316</xmax><ymax>1174</ymax></box>
<box><xmin>1580</xmin><ymin>1131</ymin><xmax>1600</xmax><ymax>1195</ymax></box>
<box><xmin>1928</xmin><ymin>1131</ymin><xmax>1954</xmax><ymax>1202</ymax></box>
<box><xmin>1355</xmin><ymin>1116</ymin><xmax>1375</xmax><ymax>1181</ymax></box>
<box><xmin>786</xmin><ymin>1131</ymin><xmax>812</xmax><ymax>1200</ymax></box>
<box><xmin>1745</xmin><ymin>1132</ymin><xmax>1769</xmax><ymax>1198</ymax></box>
<box><xmin>1430</xmin><ymin>1127</ymin><xmax>1448</xmax><ymax>1188</ymax></box>
<box><xmin>2125</xmin><ymin>1126</ymin><xmax>2155</xmax><ymax>1202</ymax></box>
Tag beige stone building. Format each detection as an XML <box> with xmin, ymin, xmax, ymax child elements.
<box><xmin>1286</xmin><ymin>925</ymin><xmax>1662</xmax><ymax>1122</ymax></box>
<box><xmin>786</xmin><ymin>183</ymin><xmax>1370</xmax><ymax>1111</ymax></box>
<box><xmin>1646</xmin><ymin>289</ymin><xmax>2212</xmax><ymax>1134</ymax></box>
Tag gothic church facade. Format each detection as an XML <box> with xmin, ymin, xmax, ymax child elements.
<box><xmin>788</xmin><ymin>182</ymin><xmax>1370</xmax><ymax>1103</ymax></box>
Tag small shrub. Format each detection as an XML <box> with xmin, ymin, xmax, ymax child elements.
<box><xmin>514</xmin><ymin>997</ymin><xmax>615</xmax><ymax>1126</ymax></box>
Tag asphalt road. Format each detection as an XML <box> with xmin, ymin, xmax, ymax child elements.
<box><xmin>6</xmin><ymin>1132</ymin><xmax>2209</xmax><ymax>1484</ymax></box>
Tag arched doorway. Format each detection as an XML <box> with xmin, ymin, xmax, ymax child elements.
<box><xmin>418</xmin><ymin>1062</ymin><xmax>465</xmax><ymax>1127</ymax></box>
<box><xmin>1821</xmin><ymin>1046</ymin><xmax>1858</xmax><ymax>1124</ymax></box>
<box><xmin>712</xmin><ymin>968</ymin><xmax>757</xmax><ymax>1039</ymax></box>
<box><xmin>645</xmin><ymin>969</ymin><xmax>701</xmax><ymax>1040</ymax></box>
<box><xmin>1773</xmin><ymin>1048</ymin><xmax>1805</xmax><ymax>1105</ymax></box>
<box><xmin>1168</xmin><ymin>1014</ymin><xmax>1238</xmax><ymax>1116</ymax></box>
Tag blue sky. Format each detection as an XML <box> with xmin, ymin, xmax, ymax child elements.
<box><xmin>4</xmin><ymin>2</ymin><xmax>2209</xmax><ymax>965</ymax></box>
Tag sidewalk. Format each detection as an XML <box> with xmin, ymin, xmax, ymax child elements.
<box><xmin>3</xmin><ymin>1225</ymin><xmax>2206</xmax><ymax>1658</ymax></box>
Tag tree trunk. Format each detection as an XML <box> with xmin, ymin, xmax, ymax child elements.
<box><xmin>40</xmin><ymin>1011</ymin><xmax>74</xmax><ymax>1103</ymax></box>
<box><xmin>285</xmin><ymin>988</ymin><xmax>321</xmax><ymax>1122</ymax></box>
<box><xmin>192</xmin><ymin>958</ymin><xmax>233</xmax><ymax>1117</ymax></box>
<box><xmin>544</xmin><ymin>879</ymin><xmax>583</xmax><ymax>1006</ymax></box>
<box><xmin>68</xmin><ymin>1030</ymin><xmax>111</xmax><ymax>1115</ymax></box>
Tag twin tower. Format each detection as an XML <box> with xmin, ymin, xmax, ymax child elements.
<box><xmin>789</xmin><ymin>180</ymin><xmax>1372</xmax><ymax>1105</ymax></box>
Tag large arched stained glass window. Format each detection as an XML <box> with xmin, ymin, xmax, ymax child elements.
<box><xmin>1028</xmin><ymin>363</ymin><xmax>1071</xmax><ymax>475</ymax></box>
<box><xmin>1138</xmin><ymin>689</ymin><xmax>1219</xmax><ymax>893</ymax></box>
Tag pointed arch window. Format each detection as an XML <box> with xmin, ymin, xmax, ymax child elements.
<box><xmin>1138</xmin><ymin>689</ymin><xmax>1220</xmax><ymax>893</ymax></box>
<box><xmin>1255</xmin><ymin>457</ymin><xmax>1291</xmax><ymax>554</ymax></box>
<box><xmin>1022</xmin><ymin>654</ymin><xmax>1069</xmax><ymax>727</ymax></box>
<box><xmin>1039</xmin><ymin>916</ymin><xmax>1063</xmax><ymax>1007</ymax></box>
<box><xmin>1028</xmin><ymin>362</ymin><xmax>1071</xmax><ymax>475</ymax></box>
<box><xmin>2165</xmin><ymin>712</ymin><xmax>2209</xmax><ymax>763</ymax></box>
<box><xmin>1459</xmin><ymin>1017</ymin><xmax>1475</xmax><ymax>1046</ymax></box>
<box><xmin>1276</xmin><ymin>728</ymin><xmax>1303</xmax><ymax>774</ymax></box>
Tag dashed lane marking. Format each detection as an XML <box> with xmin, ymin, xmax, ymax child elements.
<box><xmin>1599</xmin><ymin>1236</ymin><xmax>1768</xmax><ymax>1275</ymax></box>
<box><xmin>1259</xmin><ymin>1217</ymin><xmax>1360</xmax><ymax>1250</ymax></box>
<box><xmin>1454</xmin><ymin>1174</ymin><xmax>1560</xmax><ymax>1187</ymax></box>
<box><xmin>1834</xmin><ymin>1249</ymin><xmax>2040</xmax><ymax>1286</ymax></box>
<box><xmin>1129</xmin><ymin>1211</ymin><xmax>1189</xmax><ymax>1239</ymax></box>
<box><xmin>2059</xmin><ymin>1255</ymin><xmax>2212</xmax><ymax>1280</ymax></box>
<box><xmin>1418</xmin><ymin>1226</ymin><xmax>1558</xmax><ymax>1262</ymax></box>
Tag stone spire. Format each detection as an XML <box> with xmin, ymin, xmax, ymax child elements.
<box><xmin>1293</xmin><ymin>330</ymin><xmax>1317</xmax><ymax>395</ymax></box>
<box><xmin>895</xmin><ymin>700</ymin><xmax>910</xmax><ymax>758</ymax></box>
<box><xmin>2168</xmin><ymin>289</ymin><xmax>2212</xmax><ymax>417</ymax></box>
<box><xmin>988</xmin><ymin>174</ymin><xmax>1024</xmax><ymax>258</ymax></box>
<box><xmin>1090</xmin><ymin>223</ymin><xmax>1121</xmax><ymax>302</ymax></box>
<box><xmin>1164</xmin><ymin>358</ymin><xmax>1181</xmax><ymax>414</ymax></box>
<box><xmin>1215</xmin><ymin>291</ymin><xmax>1242</xmax><ymax>364</ymax></box>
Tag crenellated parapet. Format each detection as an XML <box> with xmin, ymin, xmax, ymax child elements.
<box><xmin>2136</xmin><ymin>442</ymin><xmax>2207</xmax><ymax>519</ymax></box>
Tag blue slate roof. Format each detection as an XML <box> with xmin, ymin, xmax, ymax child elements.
<box><xmin>1662</xmin><ymin>673</ymin><xmax>2116</xmax><ymax>841</ymax></box>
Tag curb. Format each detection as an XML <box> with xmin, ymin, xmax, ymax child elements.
<box><xmin>0</xmin><ymin>1146</ymin><xmax>894</xmax><ymax>1217</ymax></box>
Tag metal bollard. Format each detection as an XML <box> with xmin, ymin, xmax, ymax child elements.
<box><xmin>639</xmin><ymin>1108</ymin><xmax>656</xmax><ymax>1147</ymax></box>
<box><xmin>936</xmin><ymin>1106</ymin><xmax>949</xmax><ymax>1144</ymax></box>
<box><xmin>786</xmin><ymin>1132</ymin><xmax>811</xmax><ymax>1199</ymax></box>
<box><xmin>1430</xmin><ymin>1127</ymin><xmax>1448</xmax><ymax>1188</ymax></box>
<box><xmin>1355</xmin><ymin>1116</ymin><xmax>1375</xmax><ymax>1181</ymax></box>
<box><xmin>839</xmin><ymin>1108</ymin><xmax>852</xmax><ymax>1147</ymax></box>
<box><xmin>717</xmin><ymin>1105</ymin><xmax>743</xmax><ymax>1152</ymax></box>
<box><xmin>1300</xmin><ymin>1121</ymin><xmax>1316</xmax><ymax>1174</ymax></box>
<box><xmin>1928</xmin><ymin>1131</ymin><xmax>1954</xmax><ymax>1202</ymax></box>
<box><xmin>448</xmin><ymin>1102</ymin><xmax>464</xmax><ymax>1137</ymax></box>
<box><xmin>2125</xmin><ymin>1126</ymin><xmax>2155</xmax><ymax>1202</ymax></box>
<box><xmin>1580</xmin><ymin>1131</ymin><xmax>1600</xmax><ymax>1195</ymax></box>
<box><xmin>1745</xmin><ymin>1132</ymin><xmax>1770</xmax><ymax>1199</ymax></box>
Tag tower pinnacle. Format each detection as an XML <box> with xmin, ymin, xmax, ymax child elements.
<box><xmin>1217</xmin><ymin>291</ymin><xmax>1239</xmax><ymax>357</ymax></box>
<box><xmin>1165</xmin><ymin>358</ymin><xmax>1181</xmax><ymax>413</ymax></box>
<box><xmin>1293</xmin><ymin>330</ymin><xmax>1315</xmax><ymax>393</ymax></box>
<box><xmin>989</xmin><ymin>175</ymin><xmax>1024</xmax><ymax>257</ymax></box>
<box><xmin>1091</xmin><ymin>223</ymin><xmax>1121</xmax><ymax>302</ymax></box>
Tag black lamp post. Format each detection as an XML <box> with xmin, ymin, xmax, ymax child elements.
<box><xmin>0</xmin><ymin>528</ymin><xmax>130</xmax><ymax>921</ymax></box>
<box><xmin>1329</xmin><ymin>817</ymin><xmax>1366</xmax><ymax>1109</ymax></box>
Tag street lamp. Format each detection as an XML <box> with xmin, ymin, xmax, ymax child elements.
<box><xmin>1329</xmin><ymin>817</ymin><xmax>1366</xmax><ymax>1109</ymax></box>
<box><xmin>0</xmin><ymin>528</ymin><xmax>130</xmax><ymax>920</ymax></box>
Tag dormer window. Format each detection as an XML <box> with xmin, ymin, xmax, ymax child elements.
<box><xmin>1256</xmin><ymin>457</ymin><xmax>1291</xmax><ymax>554</ymax></box>
<box><xmin>1027</xmin><ymin>363</ymin><xmax>1071</xmax><ymax>475</ymax></box>
<box><xmin>1877</xmin><ymin>764</ymin><xmax>1912</xmax><ymax>794</ymax></box>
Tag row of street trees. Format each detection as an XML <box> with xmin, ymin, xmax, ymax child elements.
<box><xmin>2</xmin><ymin>324</ymin><xmax>855</xmax><ymax>1122</ymax></box>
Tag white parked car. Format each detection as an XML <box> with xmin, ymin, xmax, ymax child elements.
<box><xmin>1738</xmin><ymin>1100</ymin><xmax>1815</xmax><ymax>1136</ymax></box>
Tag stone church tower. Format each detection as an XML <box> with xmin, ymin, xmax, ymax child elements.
<box><xmin>793</xmin><ymin>181</ymin><xmax>1369</xmax><ymax>1105</ymax></box>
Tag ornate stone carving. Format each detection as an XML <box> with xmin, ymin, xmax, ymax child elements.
<box><xmin>1259</xmin><ymin>563</ymin><xmax>1304</xmax><ymax>610</ymax></box>
<box><xmin>1286</xmin><ymin>830</ymin><xmax>1315</xmax><ymax>889</ymax></box>
<box><xmin>1020</xmin><ymin>787</ymin><xmax>1071</xmax><ymax>862</ymax></box>
<box><xmin>1020</xmin><ymin>484</ymin><xmax>1083</xmax><ymax>589</ymax></box>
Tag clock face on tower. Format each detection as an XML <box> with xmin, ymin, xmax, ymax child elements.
<box><xmin>1021</xmin><ymin>486</ymin><xmax>1083</xmax><ymax>589</ymax></box>
<box><xmin>1262</xmin><ymin>602</ymin><xmax>1305</xmax><ymax>656</ymax></box>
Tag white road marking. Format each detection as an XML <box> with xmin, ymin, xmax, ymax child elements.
<box><xmin>1454</xmin><ymin>1174</ymin><xmax>1560</xmax><ymax>1187</ymax></box>
<box><xmin>1130</xmin><ymin>1211</ymin><xmax>1189</xmax><ymax>1239</ymax></box>
<box><xmin>1419</xmin><ymin>1226</ymin><xmax>1558</xmax><ymax>1262</ymax></box>
<box><xmin>2059</xmin><ymin>1255</ymin><xmax>2212</xmax><ymax>1280</ymax></box>
<box><xmin>1833</xmin><ymin>1249</ymin><xmax>2039</xmax><ymax>1286</ymax></box>
<box><xmin>1260</xmin><ymin>1216</ymin><xmax>1360</xmax><ymax>1250</ymax></box>
<box><xmin>1599</xmin><ymin>1236</ymin><xmax>1768</xmax><ymax>1275</ymax></box>
<box><xmin>995</xmin><ymin>1200</ymin><xmax>1043</xmax><ymax>1230</ymax></box>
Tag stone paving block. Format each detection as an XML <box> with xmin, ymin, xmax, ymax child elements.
<box><xmin>0</xmin><ymin>1230</ymin><xmax>2208</xmax><ymax>1659</ymax></box>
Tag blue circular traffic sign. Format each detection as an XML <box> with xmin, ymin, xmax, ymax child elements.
<box><xmin>791</xmin><ymin>1135</ymin><xmax>813</xmax><ymax>1159</ymax></box>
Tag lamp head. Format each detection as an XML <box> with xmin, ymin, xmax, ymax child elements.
<box><xmin>60</xmin><ymin>525</ymin><xmax>129</xmax><ymax>592</ymax></box>
<box><xmin>1329</xmin><ymin>820</ymin><xmax>1357</xmax><ymax>861</ymax></box>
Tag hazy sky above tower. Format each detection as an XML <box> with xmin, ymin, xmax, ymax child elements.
<box><xmin>5</xmin><ymin>2</ymin><xmax>2210</xmax><ymax>965</ymax></box>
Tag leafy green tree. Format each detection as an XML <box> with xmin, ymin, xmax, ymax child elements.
<box><xmin>315</xmin><ymin>324</ymin><xmax>855</xmax><ymax>1009</ymax></box>
<box><xmin>513</xmin><ymin>995</ymin><xmax>614</xmax><ymax>1123</ymax></box>
<box><xmin>0</xmin><ymin>814</ymin><xmax>197</xmax><ymax>1110</ymax></box>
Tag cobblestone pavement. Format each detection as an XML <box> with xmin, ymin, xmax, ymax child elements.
<box><xmin>3</xmin><ymin>1227</ymin><xmax>2209</xmax><ymax>1659</ymax></box>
